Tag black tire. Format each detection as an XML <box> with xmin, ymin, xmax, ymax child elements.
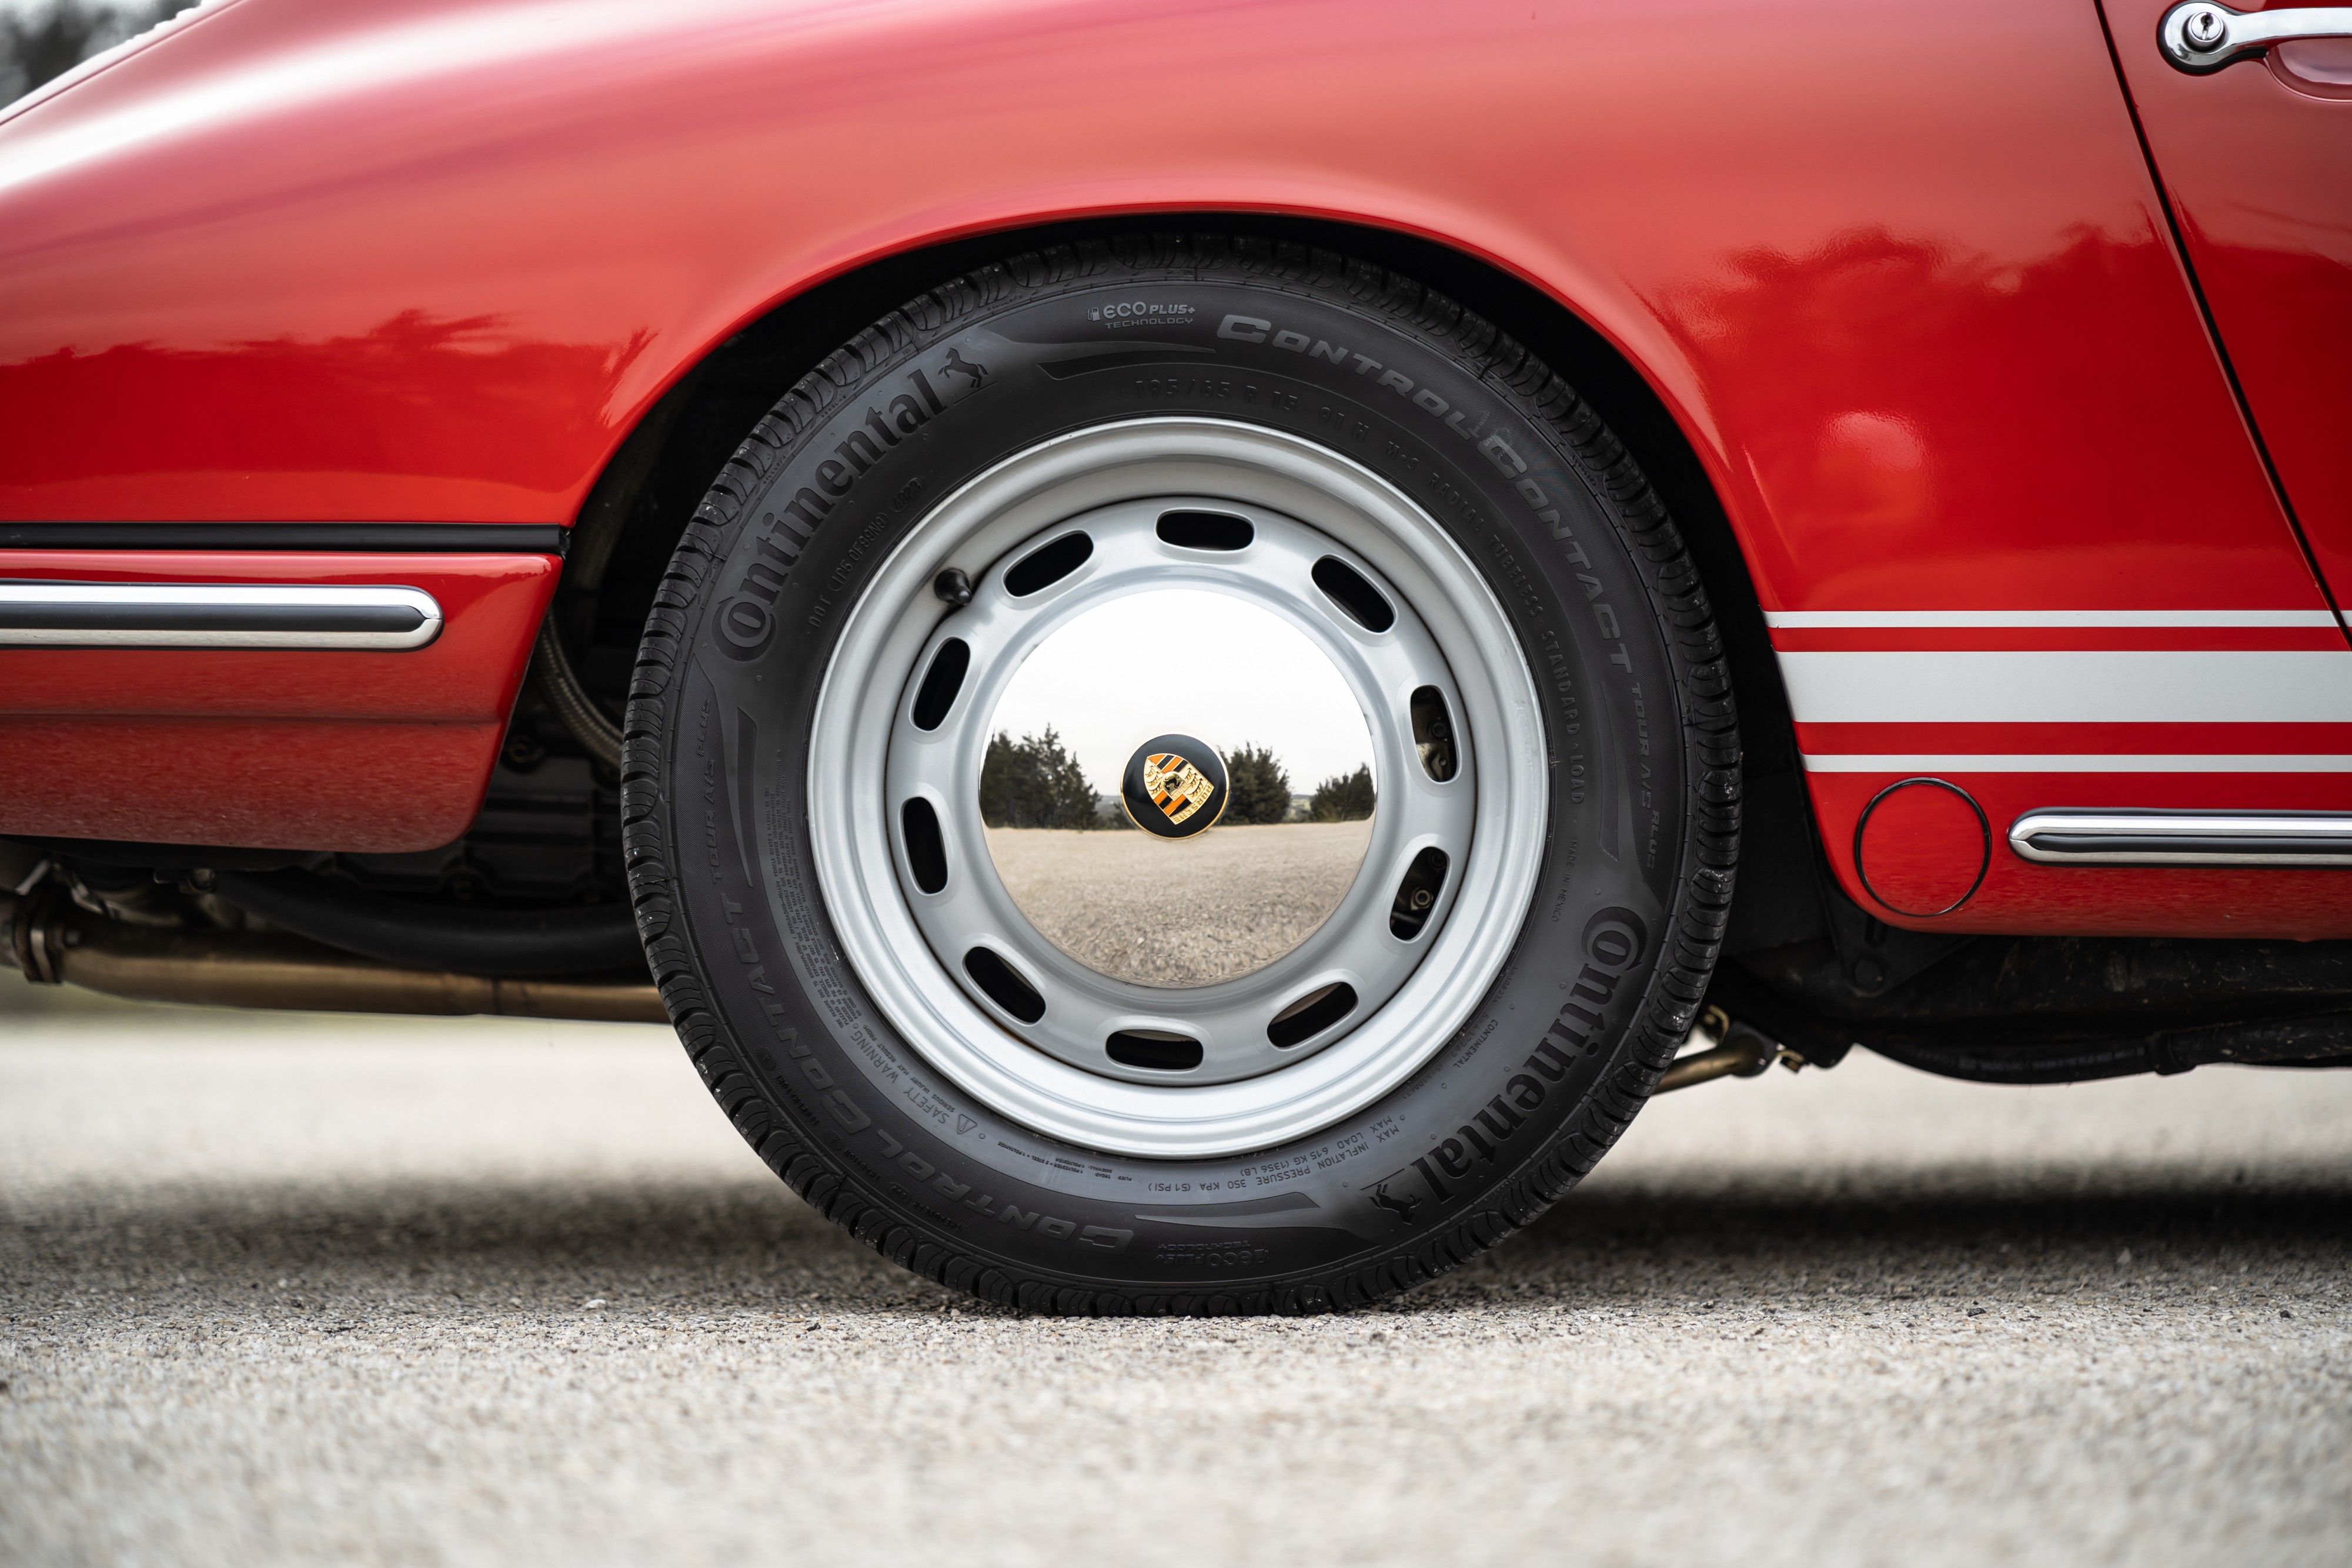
<box><xmin>623</xmin><ymin>235</ymin><xmax>1738</xmax><ymax>1315</ymax></box>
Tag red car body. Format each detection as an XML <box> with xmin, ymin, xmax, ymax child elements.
<box><xmin>2</xmin><ymin>0</ymin><xmax>2346</xmax><ymax>935</ymax></box>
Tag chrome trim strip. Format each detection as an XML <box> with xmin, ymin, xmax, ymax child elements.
<box><xmin>0</xmin><ymin>583</ymin><xmax>442</xmax><ymax>649</ymax></box>
<box><xmin>2010</xmin><ymin>811</ymin><xmax>2352</xmax><ymax>867</ymax></box>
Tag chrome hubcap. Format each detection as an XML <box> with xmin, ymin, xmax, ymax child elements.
<box><xmin>887</xmin><ymin>497</ymin><xmax>1472</xmax><ymax>1085</ymax></box>
<box><xmin>809</xmin><ymin>419</ymin><xmax>1547</xmax><ymax>1157</ymax></box>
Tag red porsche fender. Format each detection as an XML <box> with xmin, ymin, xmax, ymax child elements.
<box><xmin>0</xmin><ymin>0</ymin><xmax>2344</xmax><ymax>931</ymax></box>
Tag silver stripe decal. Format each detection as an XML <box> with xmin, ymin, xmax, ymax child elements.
<box><xmin>0</xmin><ymin>583</ymin><xmax>443</xmax><ymax>650</ymax></box>
<box><xmin>1777</xmin><ymin>650</ymin><xmax>2352</xmax><ymax>724</ymax></box>
<box><xmin>1765</xmin><ymin>609</ymin><xmax>2343</xmax><ymax>628</ymax></box>
<box><xmin>2010</xmin><ymin>811</ymin><xmax>2352</xmax><ymax>868</ymax></box>
<box><xmin>1803</xmin><ymin>754</ymin><xmax>2352</xmax><ymax>773</ymax></box>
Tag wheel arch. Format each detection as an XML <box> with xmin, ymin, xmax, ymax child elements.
<box><xmin>556</xmin><ymin>213</ymin><xmax>1810</xmax><ymax>941</ymax></box>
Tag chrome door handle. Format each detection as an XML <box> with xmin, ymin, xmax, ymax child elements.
<box><xmin>2160</xmin><ymin>2</ymin><xmax>2352</xmax><ymax>72</ymax></box>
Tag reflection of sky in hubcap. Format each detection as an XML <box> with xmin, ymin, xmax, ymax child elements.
<box><xmin>985</xmin><ymin>589</ymin><xmax>1372</xmax><ymax>797</ymax></box>
<box><xmin>983</xmin><ymin>587</ymin><xmax>1375</xmax><ymax>988</ymax></box>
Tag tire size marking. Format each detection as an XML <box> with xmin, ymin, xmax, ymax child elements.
<box><xmin>1152</xmin><ymin>1242</ymin><xmax>1272</xmax><ymax>1269</ymax></box>
<box><xmin>1130</xmin><ymin>376</ymin><xmax>1300</xmax><ymax>413</ymax></box>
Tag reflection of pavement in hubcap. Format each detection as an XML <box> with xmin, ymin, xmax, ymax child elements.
<box><xmin>987</xmin><ymin>819</ymin><xmax>1376</xmax><ymax>987</ymax></box>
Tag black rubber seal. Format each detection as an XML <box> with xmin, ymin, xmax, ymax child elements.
<box><xmin>0</xmin><ymin>523</ymin><xmax>569</xmax><ymax>554</ymax></box>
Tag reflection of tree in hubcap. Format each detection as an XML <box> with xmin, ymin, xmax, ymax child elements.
<box><xmin>977</xmin><ymin>727</ymin><xmax>1099</xmax><ymax>829</ymax></box>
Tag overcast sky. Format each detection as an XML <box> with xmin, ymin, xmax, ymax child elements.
<box><xmin>985</xmin><ymin>589</ymin><xmax>1377</xmax><ymax>799</ymax></box>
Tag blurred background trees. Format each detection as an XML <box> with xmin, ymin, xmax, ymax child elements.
<box><xmin>979</xmin><ymin>729</ymin><xmax>1101</xmax><ymax>830</ymax></box>
<box><xmin>2</xmin><ymin>1</ymin><xmax>197</xmax><ymax>106</ymax></box>
<box><xmin>978</xmin><ymin>732</ymin><xmax>1360</xmax><ymax>830</ymax></box>
<box><xmin>1309</xmin><ymin>765</ymin><xmax>1375</xmax><ymax>822</ymax></box>
<box><xmin>1221</xmin><ymin>744</ymin><xmax>1292</xmax><ymax>826</ymax></box>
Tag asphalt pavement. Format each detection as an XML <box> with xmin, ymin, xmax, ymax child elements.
<box><xmin>1</xmin><ymin>990</ymin><xmax>2347</xmax><ymax>1567</ymax></box>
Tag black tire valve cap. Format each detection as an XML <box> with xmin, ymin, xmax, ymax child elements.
<box><xmin>932</xmin><ymin>567</ymin><xmax>974</xmax><ymax>607</ymax></box>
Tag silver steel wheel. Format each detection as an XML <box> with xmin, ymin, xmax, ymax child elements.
<box><xmin>809</xmin><ymin>419</ymin><xmax>1546</xmax><ymax>1158</ymax></box>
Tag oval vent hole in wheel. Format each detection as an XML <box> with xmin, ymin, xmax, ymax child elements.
<box><xmin>1004</xmin><ymin>532</ymin><xmax>1094</xmax><ymax>596</ymax></box>
<box><xmin>964</xmin><ymin>947</ymin><xmax>1045</xmax><ymax>1022</ymax></box>
<box><xmin>1266</xmin><ymin>982</ymin><xmax>1358</xmax><ymax>1049</ymax></box>
<box><xmin>900</xmin><ymin>798</ymin><xmax>948</xmax><ymax>894</ymax></box>
<box><xmin>1311</xmin><ymin>556</ymin><xmax>1395</xmax><ymax>632</ymax></box>
<box><xmin>1388</xmin><ymin>847</ymin><xmax>1451</xmax><ymax>940</ymax></box>
<box><xmin>1106</xmin><ymin>1029</ymin><xmax>1204</xmax><ymax>1071</ymax></box>
<box><xmin>910</xmin><ymin>638</ymin><xmax>970</xmax><ymax>731</ymax></box>
<box><xmin>1410</xmin><ymin>686</ymin><xmax>1458</xmax><ymax>781</ymax></box>
<box><xmin>1155</xmin><ymin>510</ymin><xmax>1254</xmax><ymax>551</ymax></box>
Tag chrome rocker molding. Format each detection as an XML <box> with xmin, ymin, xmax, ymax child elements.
<box><xmin>0</xmin><ymin>583</ymin><xmax>442</xmax><ymax>650</ymax></box>
<box><xmin>2010</xmin><ymin>810</ymin><xmax>2352</xmax><ymax>868</ymax></box>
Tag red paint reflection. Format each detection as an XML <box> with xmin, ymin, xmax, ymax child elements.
<box><xmin>0</xmin><ymin>310</ymin><xmax>650</xmax><ymax>520</ymax></box>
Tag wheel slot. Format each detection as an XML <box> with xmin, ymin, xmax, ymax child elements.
<box><xmin>1155</xmin><ymin>510</ymin><xmax>1255</xmax><ymax>551</ymax></box>
<box><xmin>1311</xmin><ymin>556</ymin><xmax>1395</xmax><ymax>632</ymax></box>
<box><xmin>1266</xmin><ymin>982</ymin><xmax>1358</xmax><ymax>1048</ymax></box>
<box><xmin>910</xmin><ymin>638</ymin><xmax>970</xmax><ymax>730</ymax></box>
<box><xmin>1106</xmin><ymin>1029</ymin><xmax>1205</xmax><ymax>1071</ymax></box>
<box><xmin>1409</xmin><ymin>685</ymin><xmax>1458</xmax><ymax>781</ymax></box>
<box><xmin>900</xmin><ymin>798</ymin><xmax>949</xmax><ymax>894</ymax></box>
<box><xmin>1003</xmin><ymin>531</ymin><xmax>1094</xmax><ymax>596</ymax></box>
<box><xmin>963</xmin><ymin>947</ymin><xmax>1045</xmax><ymax>1022</ymax></box>
<box><xmin>1388</xmin><ymin>847</ymin><xmax>1450</xmax><ymax>940</ymax></box>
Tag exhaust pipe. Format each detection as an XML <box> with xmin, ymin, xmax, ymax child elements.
<box><xmin>1655</xmin><ymin>1008</ymin><xmax>1793</xmax><ymax>1093</ymax></box>
<box><xmin>11</xmin><ymin>890</ymin><xmax>664</xmax><ymax>1024</ymax></box>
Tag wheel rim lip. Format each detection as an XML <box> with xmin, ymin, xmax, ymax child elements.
<box><xmin>887</xmin><ymin>497</ymin><xmax>1474</xmax><ymax>1083</ymax></box>
<box><xmin>808</xmin><ymin>418</ymin><xmax>1548</xmax><ymax>1158</ymax></box>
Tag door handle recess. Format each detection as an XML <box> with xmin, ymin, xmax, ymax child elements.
<box><xmin>2160</xmin><ymin>2</ymin><xmax>2352</xmax><ymax>72</ymax></box>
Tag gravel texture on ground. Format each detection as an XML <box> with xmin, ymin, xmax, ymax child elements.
<box><xmin>0</xmin><ymin>998</ymin><xmax>2347</xmax><ymax>1567</ymax></box>
<box><xmin>984</xmin><ymin>820</ymin><xmax>1375</xmax><ymax>985</ymax></box>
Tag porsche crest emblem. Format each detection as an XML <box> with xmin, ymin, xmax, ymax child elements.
<box><xmin>1120</xmin><ymin>733</ymin><xmax>1230</xmax><ymax>840</ymax></box>
<box><xmin>1142</xmin><ymin>751</ymin><xmax>1216</xmax><ymax>826</ymax></box>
